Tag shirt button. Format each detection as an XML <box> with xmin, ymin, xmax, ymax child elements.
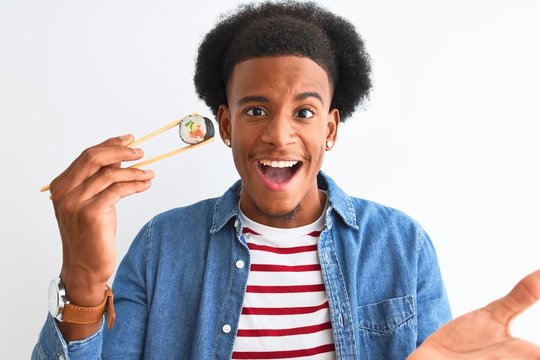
<box><xmin>234</xmin><ymin>219</ymin><xmax>239</xmax><ymax>227</ymax></box>
<box><xmin>235</xmin><ymin>260</ymin><xmax>245</xmax><ymax>269</ymax></box>
<box><xmin>222</xmin><ymin>324</ymin><xmax>232</xmax><ymax>334</ymax></box>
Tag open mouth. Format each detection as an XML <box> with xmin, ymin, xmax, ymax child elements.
<box><xmin>257</xmin><ymin>159</ymin><xmax>302</xmax><ymax>186</ymax></box>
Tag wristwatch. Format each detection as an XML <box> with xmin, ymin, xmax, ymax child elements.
<box><xmin>48</xmin><ymin>277</ymin><xmax>116</xmax><ymax>329</ymax></box>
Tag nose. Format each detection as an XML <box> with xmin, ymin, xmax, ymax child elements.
<box><xmin>260</xmin><ymin>112</ymin><xmax>296</xmax><ymax>147</ymax></box>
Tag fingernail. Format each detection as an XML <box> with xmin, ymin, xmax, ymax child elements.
<box><xmin>119</xmin><ymin>134</ymin><xmax>131</xmax><ymax>140</ymax></box>
<box><xmin>144</xmin><ymin>170</ymin><xmax>154</xmax><ymax>175</ymax></box>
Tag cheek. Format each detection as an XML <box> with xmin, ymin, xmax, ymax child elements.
<box><xmin>230</xmin><ymin>137</ymin><xmax>252</xmax><ymax>171</ymax></box>
<box><xmin>231</xmin><ymin>144</ymin><xmax>244</xmax><ymax>164</ymax></box>
<box><xmin>315</xmin><ymin>146</ymin><xmax>326</xmax><ymax>165</ymax></box>
<box><xmin>306</xmin><ymin>140</ymin><xmax>326</xmax><ymax>167</ymax></box>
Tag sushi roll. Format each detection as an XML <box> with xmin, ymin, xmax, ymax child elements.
<box><xmin>179</xmin><ymin>114</ymin><xmax>215</xmax><ymax>144</ymax></box>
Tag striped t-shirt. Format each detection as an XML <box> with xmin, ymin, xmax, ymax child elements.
<box><xmin>232</xmin><ymin>208</ymin><xmax>335</xmax><ymax>359</ymax></box>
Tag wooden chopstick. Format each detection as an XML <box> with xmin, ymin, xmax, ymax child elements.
<box><xmin>39</xmin><ymin>184</ymin><xmax>51</xmax><ymax>192</ymax></box>
<box><xmin>128</xmin><ymin>137</ymin><xmax>215</xmax><ymax>169</ymax></box>
<box><xmin>128</xmin><ymin>116</ymin><xmax>185</xmax><ymax>148</ymax></box>
<box><xmin>40</xmin><ymin>113</ymin><xmax>210</xmax><ymax>192</ymax></box>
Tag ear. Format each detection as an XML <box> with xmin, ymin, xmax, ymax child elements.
<box><xmin>326</xmin><ymin>108</ymin><xmax>340</xmax><ymax>146</ymax></box>
<box><xmin>218</xmin><ymin>105</ymin><xmax>232</xmax><ymax>144</ymax></box>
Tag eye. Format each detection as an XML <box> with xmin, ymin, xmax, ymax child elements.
<box><xmin>246</xmin><ymin>107</ymin><xmax>267</xmax><ymax>117</ymax></box>
<box><xmin>295</xmin><ymin>108</ymin><xmax>315</xmax><ymax>119</ymax></box>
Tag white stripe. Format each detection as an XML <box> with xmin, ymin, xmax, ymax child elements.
<box><xmin>249</xmin><ymin>249</ymin><xmax>319</xmax><ymax>266</ymax></box>
<box><xmin>238</xmin><ymin>307</ymin><xmax>332</xmax><ymax>330</ymax></box>
<box><xmin>247</xmin><ymin>269</ymin><xmax>324</xmax><ymax>286</ymax></box>
<box><xmin>243</xmin><ymin>291</ymin><xmax>328</xmax><ymax>308</ymax></box>
<box><xmin>292</xmin><ymin>352</ymin><xmax>336</xmax><ymax>360</ymax></box>
<box><xmin>233</xmin><ymin>329</ymin><xmax>334</xmax><ymax>352</ymax></box>
<box><xmin>245</xmin><ymin>233</ymin><xmax>319</xmax><ymax>247</ymax></box>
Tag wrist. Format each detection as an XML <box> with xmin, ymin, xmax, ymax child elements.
<box><xmin>60</xmin><ymin>271</ymin><xmax>109</xmax><ymax>307</ymax></box>
<box><xmin>49</xmin><ymin>276</ymin><xmax>116</xmax><ymax>330</ymax></box>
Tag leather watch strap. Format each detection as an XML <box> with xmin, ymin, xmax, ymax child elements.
<box><xmin>62</xmin><ymin>286</ymin><xmax>116</xmax><ymax>329</ymax></box>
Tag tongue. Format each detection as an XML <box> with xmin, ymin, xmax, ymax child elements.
<box><xmin>263</xmin><ymin>167</ymin><xmax>293</xmax><ymax>184</ymax></box>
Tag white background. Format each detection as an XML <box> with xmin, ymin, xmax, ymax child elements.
<box><xmin>1</xmin><ymin>0</ymin><xmax>539</xmax><ymax>357</ymax></box>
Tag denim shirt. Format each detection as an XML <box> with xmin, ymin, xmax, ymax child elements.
<box><xmin>33</xmin><ymin>172</ymin><xmax>452</xmax><ymax>360</ymax></box>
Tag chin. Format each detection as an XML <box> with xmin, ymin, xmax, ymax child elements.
<box><xmin>255</xmin><ymin>199</ymin><xmax>302</xmax><ymax>220</ymax></box>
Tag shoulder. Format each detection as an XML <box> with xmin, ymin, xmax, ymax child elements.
<box><xmin>351</xmin><ymin>196</ymin><xmax>420</xmax><ymax>229</ymax></box>
<box><xmin>321</xmin><ymin>172</ymin><xmax>423</xmax><ymax>234</ymax></box>
<box><xmin>340</xmin><ymin>195</ymin><xmax>429</xmax><ymax>254</ymax></box>
<box><xmin>148</xmin><ymin>179</ymin><xmax>241</xmax><ymax>233</ymax></box>
<box><xmin>129</xmin><ymin>197</ymin><xmax>221</xmax><ymax>253</ymax></box>
<box><xmin>151</xmin><ymin>197</ymin><xmax>219</xmax><ymax>227</ymax></box>
<box><xmin>126</xmin><ymin>197</ymin><xmax>224</xmax><ymax>271</ymax></box>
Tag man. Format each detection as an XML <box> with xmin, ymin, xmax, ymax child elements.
<box><xmin>34</xmin><ymin>2</ymin><xmax>540</xmax><ymax>359</ymax></box>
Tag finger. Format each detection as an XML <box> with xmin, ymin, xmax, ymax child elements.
<box><xmin>49</xmin><ymin>135</ymin><xmax>134</xmax><ymax>194</ymax></box>
<box><xmin>51</xmin><ymin>144</ymin><xmax>144</xmax><ymax>201</ymax></box>
<box><xmin>484</xmin><ymin>269</ymin><xmax>540</xmax><ymax>326</ymax></box>
<box><xmin>86</xmin><ymin>180</ymin><xmax>153</xmax><ymax>212</ymax></box>
<box><xmin>73</xmin><ymin>167</ymin><xmax>155</xmax><ymax>203</ymax></box>
<box><xmin>92</xmin><ymin>134</ymin><xmax>134</xmax><ymax>149</ymax></box>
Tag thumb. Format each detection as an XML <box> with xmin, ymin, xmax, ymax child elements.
<box><xmin>483</xmin><ymin>269</ymin><xmax>540</xmax><ymax>326</ymax></box>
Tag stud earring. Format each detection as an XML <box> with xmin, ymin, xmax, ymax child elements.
<box><xmin>224</xmin><ymin>139</ymin><xmax>231</xmax><ymax>147</ymax></box>
<box><xmin>326</xmin><ymin>140</ymin><xmax>333</xmax><ymax>149</ymax></box>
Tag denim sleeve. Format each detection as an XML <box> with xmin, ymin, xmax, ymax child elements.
<box><xmin>416</xmin><ymin>230</ymin><xmax>453</xmax><ymax>346</ymax></box>
<box><xmin>31</xmin><ymin>314</ymin><xmax>104</xmax><ymax>360</ymax></box>
<box><xmin>32</xmin><ymin>221</ymin><xmax>152</xmax><ymax>359</ymax></box>
<box><xmin>101</xmin><ymin>220</ymin><xmax>152</xmax><ymax>358</ymax></box>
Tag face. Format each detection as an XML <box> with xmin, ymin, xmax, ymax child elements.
<box><xmin>218</xmin><ymin>56</ymin><xmax>339</xmax><ymax>228</ymax></box>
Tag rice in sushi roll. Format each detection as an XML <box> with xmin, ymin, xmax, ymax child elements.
<box><xmin>179</xmin><ymin>114</ymin><xmax>215</xmax><ymax>144</ymax></box>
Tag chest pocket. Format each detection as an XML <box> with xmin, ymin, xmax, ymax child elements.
<box><xmin>357</xmin><ymin>295</ymin><xmax>417</xmax><ymax>360</ymax></box>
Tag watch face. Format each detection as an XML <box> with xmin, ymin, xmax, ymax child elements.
<box><xmin>48</xmin><ymin>279</ymin><xmax>60</xmax><ymax>317</ymax></box>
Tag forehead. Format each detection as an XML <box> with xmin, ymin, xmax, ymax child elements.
<box><xmin>226</xmin><ymin>56</ymin><xmax>333</xmax><ymax>103</ymax></box>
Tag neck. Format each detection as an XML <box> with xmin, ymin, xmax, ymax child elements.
<box><xmin>240</xmin><ymin>190</ymin><xmax>327</xmax><ymax>228</ymax></box>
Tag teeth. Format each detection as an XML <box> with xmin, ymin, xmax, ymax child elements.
<box><xmin>260</xmin><ymin>160</ymin><xmax>298</xmax><ymax>168</ymax></box>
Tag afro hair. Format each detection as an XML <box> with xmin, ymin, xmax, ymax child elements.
<box><xmin>194</xmin><ymin>1</ymin><xmax>371</xmax><ymax>121</ymax></box>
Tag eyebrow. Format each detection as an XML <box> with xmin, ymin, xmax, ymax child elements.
<box><xmin>295</xmin><ymin>92</ymin><xmax>324</xmax><ymax>105</ymax></box>
<box><xmin>236</xmin><ymin>92</ymin><xmax>324</xmax><ymax>106</ymax></box>
<box><xmin>237</xmin><ymin>96</ymin><xmax>270</xmax><ymax>105</ymax></box>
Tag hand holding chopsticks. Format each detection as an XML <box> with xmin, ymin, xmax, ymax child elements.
<box><xmin>40</xmin><ymin>114</ymin><xmax>215</xmax><ymax>192</ymax></box>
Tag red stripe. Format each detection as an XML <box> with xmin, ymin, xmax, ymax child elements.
<box><xmin>306</xmin><ymin>230</ymin><xmax>321</xmax><ymax>237</ymax></box>
<box><xmin>232</xmin><ymin>343</ymin><xmax>335</xmax><ymax>359</ymax></box>
<box><xmin>237</xmin><ymin>321</ymin><xmax>332</xmax><ymax>337</ymax></box>
<box><xmin>247</xmin><ymin>284</ymin><xmax>325</xmax><ymax>293</ymax></box>
<box><xmin>242</xmin><ymin>227</ymin><xmax>261</xmax><ymax>235</ymax></box>
<box><xmin>247</xmin><ymin>242</ymin><xmax>317</xmax><ymax>254</ymax></box>
<box><xmin>250</xmin><ymin>264</ymin><xmax>321</xmax><ymax>272</ymax></box>
<box><xmin>242</xmin><ymin>301</ymin><xmax>328</xmax><ymax>315</ymax></box>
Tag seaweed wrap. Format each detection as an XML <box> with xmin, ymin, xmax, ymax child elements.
<box><xmin>178</xmin><ymin>114</ymin><xmax>215</xmax><ymax>144</ymax></box>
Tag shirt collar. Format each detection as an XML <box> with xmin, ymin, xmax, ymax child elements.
<box><xmin>210</xmin><ymin>171</ymin><xmax>358</xmax><ymax>234</ymax></box>
<box><xmin>317</xmin><ymin>171</ymin><xmax>359</xmax><ymax>230</ymax></box>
